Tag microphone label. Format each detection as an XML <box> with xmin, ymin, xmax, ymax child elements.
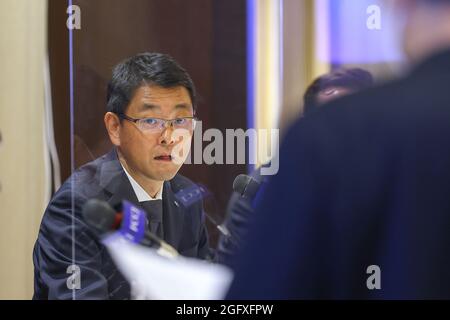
<box><xmin>120</xmin><ymin>200</ymin><xmax>147</xmax><ymax>243</ymax></box>
<box><xmin>174</xmin><ymin>184</ymin><xmax>211</xmax><ymax>208</ymax></box>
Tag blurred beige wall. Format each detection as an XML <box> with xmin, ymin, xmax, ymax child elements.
<box><xmin>279</xmin><ymin>0</ymin><xmax>316</xmax><ymax>134</ymax></box>
<box><xmin>255</xmin><ymin>0</ymin><xmax>325</xmax><ymax>141</ymax></box>
<box><xmin>0</xmin><ymin>0</ymin><xmax>48</xmax><ymax>299</ymax></box>
<box><xmin>253</xmin><ymin>0</ymin><xmax>318</xmax><ymax>164</ymax></box>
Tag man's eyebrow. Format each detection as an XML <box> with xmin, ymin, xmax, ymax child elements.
<box><xmin>174</xmin><ymin>103</ymin><xmax>192</xmax><ymax>110</ymax></box>
<box><xmin>140</xmin><ymin>103</ymin><xmax>161</xmax><ymax>111</ymax></box>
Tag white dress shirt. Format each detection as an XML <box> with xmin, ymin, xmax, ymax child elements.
<box><xmin>120</xmin><ymin>163</ymin><xmax>163</xmax><ymax>202</ymax></box>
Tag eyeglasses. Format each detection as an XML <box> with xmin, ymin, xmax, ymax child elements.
<box><xmin>118</xmin><ymin>114</ymin><xmax>197</xmax><ymax>133</ymax></box>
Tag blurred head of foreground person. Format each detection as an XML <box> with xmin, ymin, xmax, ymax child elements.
<box><xmin>226</xmin><ymin>0</ymin><xmax>450</xmax><ymax>299</ymax></box>
<box><xmin>303</xmin><ymin>68</ymin><xmax>374</xmax><ymax>116</ymax></box>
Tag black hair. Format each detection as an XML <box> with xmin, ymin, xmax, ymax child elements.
<box><xmin>106</xmin><ymin>52</ymin><xmax>197</xmax><ymax>115</ymax></box>
<box><xmin>303</xmin><ymin>68</ymin><xmax>374</xmax><ymax>116</ymax></box>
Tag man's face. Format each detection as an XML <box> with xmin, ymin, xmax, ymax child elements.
<box><xmin>116</xmin><ymin>85</ymin><xmax>194</xmax><ymax>182</ymax></box>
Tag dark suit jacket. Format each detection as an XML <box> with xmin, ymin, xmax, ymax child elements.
<box><xmin>33</xmin><ymin>149</ymin><xmax>210</xmax><ymax>299</ymax></box>
<box><xmin>227</xmin><ymin>49</ymin><xmax>450</xmax><ymax>299</ymax></box>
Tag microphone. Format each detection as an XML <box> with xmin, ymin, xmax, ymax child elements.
<box><xmin>232</xmin><ymin>174</ymin><xmax>262</xmax><ymax>199</ymax></box>
<box><xmin>82</xmin><ymin>198</ymin><xmax>178</xmax><ymax>259</ymax></box>
<box><xmin>174</xmin><ymin>183</ymin><xmax>231</xmax><ymax>238</ymax></box>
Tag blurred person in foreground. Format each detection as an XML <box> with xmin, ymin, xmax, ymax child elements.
<box><xmin>216</xmin><ymin>68</ymin><xmax>374</xmax><ymax>267</ymax></box>
<box><xmin>227</xmin><ymin>0</ymin><xmax>450</xmax><ymax>299</ymax></box>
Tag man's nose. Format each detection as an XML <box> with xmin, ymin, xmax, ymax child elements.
<box><xmin>158</xmin><ymin>124</ymin><xmax>176</xmax><ymax>145</ymax></box>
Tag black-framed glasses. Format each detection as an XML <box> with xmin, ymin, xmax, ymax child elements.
<box><xmin>118</xmin><ymin>114</ymin><xmax>197</xmax><ymax>133</ymax></box>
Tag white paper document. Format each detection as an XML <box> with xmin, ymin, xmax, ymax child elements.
<box><xmin>103</xmin><ymin>234</ymin><xmax>234</xmax><ymax>300</ymax></box>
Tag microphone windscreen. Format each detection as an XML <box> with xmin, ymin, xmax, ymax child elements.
<box><xmin>82</xmin><ymin>198</ymin><xmax>117</xmax><ymax>233</ymax></box>
<box><xmin>233</xmin><ymin>174</ymin><xmax>252</xmax><ymax>196</ymax></box>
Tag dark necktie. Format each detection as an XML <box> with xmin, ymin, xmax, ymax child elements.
<box><xmin>140</xmin><ymin>200</ymin><xmax>164</xmax><ymax>239</ymax></box>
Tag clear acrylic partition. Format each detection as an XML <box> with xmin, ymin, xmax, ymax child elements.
<box><xmin>64</xmin><ymin>0</ymin><xmax>409</xmax><ymax>299</ymax></box>
<box><xmin>66</xmin><ymin>0</ymin><xmax>249</xmax><ymax>273</ymax></box>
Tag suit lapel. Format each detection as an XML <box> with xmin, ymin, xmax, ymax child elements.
<box><xmin>98</xmin><ymin>149</ymin><xmax>139</xmax><ymax>209</ymax></box>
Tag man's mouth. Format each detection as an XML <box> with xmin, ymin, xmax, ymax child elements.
<box><xmin>154</xmin><ymin>155</ymin><xmax>172</xmax><ymax>161</ymax></box>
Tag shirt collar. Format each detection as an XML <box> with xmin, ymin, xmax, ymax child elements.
<box><xmin>120</xmin><ymin>162</ymin><xmax>163</xmax><ymax>202</ymax></box>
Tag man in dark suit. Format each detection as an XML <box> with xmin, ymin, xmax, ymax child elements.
<box><xmin>33</xmin><ymin>53</ymin><xmax>210</xmax><ymax>299</ymax></box>
<box><xmin>227</xmin><ymin>0</ymin><xmax>450</xmax><ymax>299</ymax></box>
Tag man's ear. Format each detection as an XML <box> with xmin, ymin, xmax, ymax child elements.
<box><xmin>104</xmin><ymin>112</ymin><xmax>121</xmax><ymax>146</ymax></box>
